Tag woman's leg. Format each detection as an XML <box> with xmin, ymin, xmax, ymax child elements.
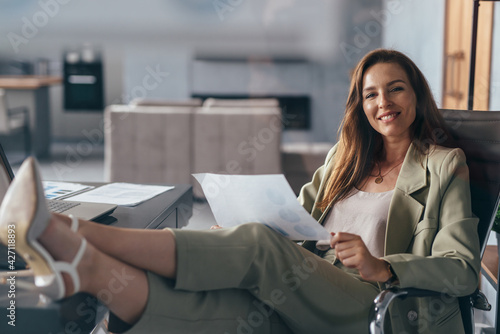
<box><xmin>171</xmin><ymin>223</ymin><xmax>380</xmax><ymax>333</ymax></box>
<box><xmin>39</xmin><ymin>214</ymin><xmax>149</xmax><ymax>325</ymax></box>
<box><xmin>120</xmin><ymin>271</ymin><xmax>293</xmax><ymax>334</ymax></box>
<box><xmin>47</xmin><ymin>216</ymin><xmax>294</xmax><ymax>334</ymax></box>
<box><xmin>54</xmin><ymin>213</ymin><xmax>178</xmax><ymax>278</ymax></box>
<box><xmin>51</xmin><ymin>216</ymin><xmax>379</xmax><ymax>332</ymax></box>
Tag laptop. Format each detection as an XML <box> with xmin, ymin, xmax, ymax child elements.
<box><xmin>0</xmin><ymin>143</ymin><xmax>117</xmax><ymax>221</ymax></box>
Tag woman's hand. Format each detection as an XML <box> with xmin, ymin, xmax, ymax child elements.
<box><xmin>210</xmin><ymin>225</ymin><xmax>223</xmax><ymax>230</ymax></box>
<box><xmin>330</xmin><ymin>232</ymin><xmax>392</xmax><ymax>282</ymax></box>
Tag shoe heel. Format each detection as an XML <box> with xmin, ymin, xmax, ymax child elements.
<box><xmin>0</xmin><ymin>157</ymin><xmax>63</xmax><ymax>299</ymax></box>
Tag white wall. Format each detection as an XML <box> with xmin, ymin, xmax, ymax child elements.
<box><xmin>381</xmin><ymin>0</ymin><xmax>446</xmax><ymax>107</ymax></box>
<box><xmin>4</xmin><ymin>0</ymin><xmax>483</xmax><ymax>142</ymax></box>
<box><xmin>490</xmin><ymin>2</ymin><xmax>500</xmax><ymax>110</ymax></box>
<box><xmin>0</xmin><ymin>0</ymin><xmax>353</xmax><ymax>142</ymax></box>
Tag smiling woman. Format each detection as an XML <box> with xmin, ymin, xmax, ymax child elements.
<box><xmin>359</xmin><ymin>62</ymin><xmax>416</xmax><ymax>192</ymax></box>
<box><xmin>0</xmin><ymin>49</ymin><xmax>480</xmax><ymax>334</ymax></box>
<box><xmin>318</xmin><ymin>49</ymin><xmax>454</xmax><ymax>207</ymax></box>
<box><xmin>362</xmin><ymin>63</ymin><xmax>417</xmax><ymax>142</ymax></box>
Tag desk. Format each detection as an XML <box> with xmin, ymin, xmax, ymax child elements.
<box><xmin>0</xmin><ymin>75</ymin><xmax>62</xmax><ymax>158</ymax></box>
<box><xmin>0</xmin><ymin>184</ymin><xmax>192</xmax><ymax>334</ymax></box>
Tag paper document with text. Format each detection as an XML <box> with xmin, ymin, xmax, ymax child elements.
<box><xmin>193</xmin><ymin>173</ymin><xmax>329</xmax><ymax>240</ymax></box>
<box><xmin>65</xmin><ymin>183</ymin><xmax>174</xmax><ymax>206</ymax></box>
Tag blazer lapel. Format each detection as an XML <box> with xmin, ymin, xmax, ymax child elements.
<box><xmin>384</xmin><ymin>144</ymin><xmax>428</xmax><ymax>255</ymax></box>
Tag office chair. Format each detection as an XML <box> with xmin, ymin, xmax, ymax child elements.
<box><xmin>369</xmin><ymin>109</ymin><xmax>500</xmax><ymax>333</ymax></box>
<box><xmin>0</xmin><ymin>88</ymin><xmax>31</xmax><ymax>157</ymax></box>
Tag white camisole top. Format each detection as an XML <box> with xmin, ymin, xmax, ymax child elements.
<box><xmin>315</xmin><ymin>188</ymin><xmax>394</xmax><ymax>258</ymax></box>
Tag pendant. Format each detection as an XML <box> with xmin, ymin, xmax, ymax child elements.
<box><xmin>375</xmin><ymin>176</ymin><xmax>383</xmax><ymax>184</ymax></box>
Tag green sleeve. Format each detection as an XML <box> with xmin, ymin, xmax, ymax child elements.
<box><xmin>384</xmin><ymin>149</ymin><xmax>480</xmax><ymax>296</ymax></box>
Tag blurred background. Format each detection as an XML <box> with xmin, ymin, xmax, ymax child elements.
<box><xmin>1</xmin><ymin>0</ymin><xmax>497</xmax><ymax>145</ymax></box>
<box><xmin>0</xmin><ymin>1</ymin><xmax>499</xmax><ymax>331</ymax></box>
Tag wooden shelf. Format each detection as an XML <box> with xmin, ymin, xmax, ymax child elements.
<box><xmin>481</xmin><ymin>245</ymin><xmax>498</xmax><ymax>287</ymax></box>
<box><xmin>0</xmin><ymin>75</ymin><xmax>62</xmax><ymax>89</ymax></box>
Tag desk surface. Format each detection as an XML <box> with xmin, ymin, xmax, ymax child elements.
<box><xmin>100</xmin><ymin>183</ymin><xmax>193</xmax><ymax>229</ymax></box>
<box><xmin>0</xmin><ymin>75</ymin><xmax>62</xmax><ymax>89</ymax></box>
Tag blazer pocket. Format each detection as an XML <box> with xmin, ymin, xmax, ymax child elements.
<box><xmin>434</xmin><ymin>301</ymin><xmax>461</xmax><ymax>328</ymax></box>
<box><xmin>414</xmin><ymin>218</ymin><xmax>438</xmax><ymax>235</ymax></box>
<box><xmin>412</xmin><ymin>218</ymin><xmax>438</xmax><ymax>254</ymax></box>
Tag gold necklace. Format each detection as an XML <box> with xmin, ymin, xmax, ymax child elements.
<box><xmin>374</xmin><ymin>160</ymin><xmax>404</xmax><ymax>184</ymax></box>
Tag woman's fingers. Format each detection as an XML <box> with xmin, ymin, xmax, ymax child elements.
<box><xmin>339</xmin><ymin>253</ymin><xmax>362</xmax><ymax>268</ymax></box>
<box><xmin>334</xmin><ymin>240</ymin><xmax>360</xmax><ymax>254</ymax></box>
<box><xmin>330</xmin><ymin>232</ymin><xmax>389</xmax><ymax>281</ymax></box>
<box><xmin>330</xmin><ymin>232</ymin><xmax>360</xmax><ymax>248</ymax></box>
<box><xmin>210</xmin><ymin>225</ymin><xmax>223</xmax><ymax>230</ymax></box>
<box><xmin>332</xmin><ymin>233</ymin><xmax>372</xmax><ymax>269</ymax></box>
<box><xmin>335</xmin><ymin>245</ymin><xmax>359</xmax><ymax>262</ymax></box>
<box><xmin>335</xmin><ymin>240</ymin><xmax>367</xmax><ymax>262</ymax></box>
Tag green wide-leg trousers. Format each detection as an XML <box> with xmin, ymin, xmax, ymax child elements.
<box><xmin>127</xmin><ymin>223</ymin><xmax>380</xmax><ymax>334</ymax></box>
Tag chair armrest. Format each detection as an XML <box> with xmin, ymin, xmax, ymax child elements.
<box><xmin>369</xmin><ymin>287</ymin><xmax>443</xmax><ymax>334</ymax></box>
<box><xmin>470</xmin><ymin>288</ymin><xmax>491</xmax><ymax>311</ymax></box>
<box><xmin>369</xmin><ymin>287</ymin><xmax>490</xmax><ymax>334</ymax></box>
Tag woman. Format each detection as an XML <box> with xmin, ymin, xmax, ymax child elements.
<box><xmin>0</xmin><ymin>49</ymin><xmax>479</xmax><ymax>333</ymax></box>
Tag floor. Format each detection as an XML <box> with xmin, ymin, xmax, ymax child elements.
<box><xmin>6</xmin><ymin>141</ymin><xmax>496</xmax><ymax>333</ymax></box>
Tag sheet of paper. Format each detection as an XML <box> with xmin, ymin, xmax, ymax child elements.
<box><xmin>43</xmin><ymin>181</ymin><xmax>94</xmax><ymax>199</ymax></box>
<box><xmin>193</xmin><ymin>173</ymin><xmax>330</xmax><ymax>240</ymax></box>
<box><xmin>65</xmin><ymin>183</ymin><xmax>174</xmax><ymax>206</ymax></box>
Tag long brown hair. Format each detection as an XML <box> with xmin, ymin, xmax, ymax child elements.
<box><xmin>317</xmin><ymin>49</ymin><xmax>451</xmax><ymax>210</ymax></box>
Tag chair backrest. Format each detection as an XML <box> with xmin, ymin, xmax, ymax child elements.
<box><xmin>441</xmin><ymin>109</ymin><xmax>500</xmax><ymax>255</ymax></box>
<box><xmin>0</xmin><ymin>89</ymin><xmax>9</xmax><ymax>133</ymax></box>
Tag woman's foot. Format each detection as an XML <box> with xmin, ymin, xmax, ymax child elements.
<box><xmin>0</xmin><ymin>159</ymin><xmax>149</xmax><ymax>323</ymax></box>
<box><xmin>52</xmin><ymin>212</ymin><xmax>89</xmax><ymax>233</ymax></box>
<box><xmin>0</xmin><ymin>157</ymin><xmax>89</xmax><ymax>299</ymax></box>
<box><xmin>38</xmin><ymin>214</ymin><xmax>95</xmax><ymax>297</ymax></box>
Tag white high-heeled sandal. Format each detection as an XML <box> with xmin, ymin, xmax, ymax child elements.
<box><xmin>0</xmin><ymin>158</ymin><xmax>87</xmax><ymax>300</ymax></box>
<box><xmin>50</xmin><ymin>214</ymin><xmax>86</xmax><ymax>296</ymax></box>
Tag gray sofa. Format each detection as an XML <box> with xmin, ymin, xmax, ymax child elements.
<box><xmin>104</xmin><ymin>102</ymin><xmax>282</xmax><ymax>198</ymax></box>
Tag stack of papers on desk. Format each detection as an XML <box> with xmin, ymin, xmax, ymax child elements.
<box><xmin>65</xmin><ymin>183</ymin><xmax>174</xmax><ymax>206</ymax></box>
<box><xmin>193</xmin><ymin>173</ymin><xmax>329</xmax><ymax>241</ymax></box>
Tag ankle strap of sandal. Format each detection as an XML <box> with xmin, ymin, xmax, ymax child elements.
<box><xmin>68</xmin><ymin>214</ymin><xmax>79</xmax><ymax>232</ymax></box>
<box><xmin>53</xmin><ymin>238</ymin><xmax>87</xmax><ymax>294</ymax></box>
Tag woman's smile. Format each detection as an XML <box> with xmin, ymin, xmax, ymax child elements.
<box><xmin>377</xmin><ymin>111</ymin><xmax>401</xmax><ymax>122</ymax></box>
<box><xmin>362</xmin><ymin>62</ymin><xmax>417</xmax><ymax>142</ymax></box>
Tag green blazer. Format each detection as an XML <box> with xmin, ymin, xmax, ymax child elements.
<box><xmin>298</xmin><ymin>143</ymin><xmax>480</xmax><ymax>334</ymax></box>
